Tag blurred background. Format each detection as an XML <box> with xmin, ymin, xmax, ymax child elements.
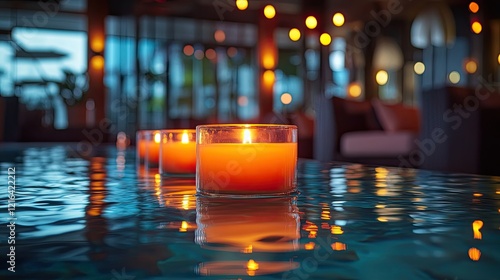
<box><xmin>0</xmin><ymin>0</ymin><xmax>499</xmax><ymax>173</ymax></box>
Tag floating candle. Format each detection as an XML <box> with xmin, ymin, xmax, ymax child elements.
<box><xmin>136</xmin><ymin>130</ymin><xmax>161</xmax><ymax>168</ymax></box>
<box><xmin>160</xmin><ymin>129</ymin><xmax>196</xmax><ymax>176</ymax></box>
<box><xmin>196</xmin><ymin>124</ymin><xmax>297</xmax><ymax>196</ymax></box>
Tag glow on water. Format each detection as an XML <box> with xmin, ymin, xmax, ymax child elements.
<box><xmin>0</xmin><ymin>145</ymin><xmax>500</xmax><ymax>279</ymax></box>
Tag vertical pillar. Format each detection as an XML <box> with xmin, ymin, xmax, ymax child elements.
<box><xmin>257</xmin><ymin>8</ymin><xmax>277</xmax><ymax>118</ymax></box>
<box><xmin>86</xmin><ymin>0</ymin><xmax>107</xmax><ymax>127</ymax></box>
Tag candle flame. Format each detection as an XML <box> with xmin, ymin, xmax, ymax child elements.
<box><xmin>243</xmin><ymin>129</ymin><xmax>252</xmax><ymax>144</ymax></box>
<box><xmin>154</xmin><ymin>132</ymin><xmax>161</xmax><ymax>143</ymax></box>
<box><xmin>181</xmin><ymin>131</ymin><xmax>189</xmax><ymax>144</ymax></box>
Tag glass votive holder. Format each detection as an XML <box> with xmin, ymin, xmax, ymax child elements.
<box><xmin>196</xmin><ymin>124</ymin><xmax>297</xmax><ymax>197</ymax></box>
<box><xmin>159</xmin><ymin>129</ymin><xmax>196</xmax><ymax>177</ymax></box>
<box><xmin>136</xmin><ymin>130</ymin><xmax>161</xmax><ymax>169</ymax></box>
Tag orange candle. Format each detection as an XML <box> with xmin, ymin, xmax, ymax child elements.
<box><xmin>160</xmin><ymin>129</ymin><xmax>196</xmax><ymax>176</ymax></box>
<box><xmin>196</xmin><ymin>124</ymin><xmax>297</xmax><ymax>196</ymax></box>
<box><xmin>136</xmin><ymin>130</ymin><xmax>161</xmax><ymax>167</ymax></box>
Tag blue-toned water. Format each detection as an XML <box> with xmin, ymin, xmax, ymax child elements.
<box><xmin>0</xmin><ymin>144</ymin><xmax>499</xmax><ymax>279</ymax></box>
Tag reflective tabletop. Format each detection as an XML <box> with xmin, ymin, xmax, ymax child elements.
<box><xmin>0</xmin><ymin>144</ymin><xmax>499</xmax><ymax>279</ymax></box>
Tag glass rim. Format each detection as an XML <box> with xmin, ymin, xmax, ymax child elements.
<box><xmin>196</xmin><ymin>124</ymin><xmax>297</xmax><ymax>129</ymax></box>
<box><xmin>160</xmin><ymin>129</ymin><xmax>196</xmax><ymax>134</ymax></box>
<box><xmin>136</xmin><ymin>129</ymin><xmax>161</xmax><ymax>134</ymax></box>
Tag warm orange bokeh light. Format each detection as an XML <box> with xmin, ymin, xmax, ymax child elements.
<box><xmin>263</xmin><ymin>5</ymin><xmax>276</xmax><ymax>19</ymax></box>
<box><xmin>289</xmin><ymin>28</ymin><xmax>301</xmax><ymax>41</ymax></box>
<box><xmin>472</xmin><ymin>21</ymin><xmax>482</xmax><ymax>34</ymax></box>
<box><xmin>332</xmin><ymin>13</ymin><xmax>345</xmax><ymax>27</ymax></box>
<box><xmin>497</xmin><ymin>54</ymin><xmax>500</xmax><ymax>65</ymax></box>
<box><xmin>183</xmin><ymin>45</ymin><xmax>194</xmax><ymax>56</ymax></box>
<box><xmin>348</xmin><ymin>82</ymin><xmax>362</xmax><ymax>98</ymax></box>
<box><xmin>262</xmin><ymin>70</ymin><xmax>275</xmax><ymax>85</ymax></box>
<box><xmin>91</xmin><ymin>37</ymin><xmax>104</xmax><ymax>53</ymax></box>
<box><xmin>206</xmin><ymin>48</ymin><xmax>217</xmax><ymax>60</ymax></box>
<box><xmin>308</xmin><ymin>231</ymin><xmax>317</xmax><ymax>238</ymax></box>
<box><xmin>320</xmin><ymin>33</ymin><xmax>332</xmax><ymax>46</ymax></box>
<box><xmin>305</xmin><ymin>16</ymin><xmax>317</xmax><ymax>29</ymax></box>
<box><xmin>236</xmin><ymin>0</ymin><xmax>248</xmax><ymax>10</ymax></box>
<box><xmin>262</xmin><ymin>54</ymin><xmax>276</xmax><ymax>69</ymax></box>
<box><xmin>90</xmin><ymin>55</ymin><xmax>104</xmax><ymax>70</ymax></box>
<box><xmin>468</xmin><ymin>247</ymin><xmax>481</xmax><ymax>261</ymax></box>
<box><xmin>214</xmin><ymin>29</ymin><xmax>226</xmax><ymax>43</ymax></box>
<box><xmin>280</xmin><ymin>93</ymin><xmax>292</xmax><ymax>105</ymax></box>
<box><xmin>469</xmin><ymin>2</ymin><xmax>479</xmax><ymax>13</ymax></box>
<box><xmin>465</xmin><ymin>60</ymin><xmax>478</xmax><ymax>74</ymax></box>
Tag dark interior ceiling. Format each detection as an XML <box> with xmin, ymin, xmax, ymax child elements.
<box><xmin>1</xmin><ymin>0</ymin><xmax>499</xmax><ymax>25</ymax></box>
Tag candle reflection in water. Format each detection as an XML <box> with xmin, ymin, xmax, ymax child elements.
<box><xmin>195</xmin><ymin>196</ymin><xmax>300</xmax><ymax>276</ymax></box>
<box><xmin>154</xmin><ymin>178</ymin><xmax>197</xmax><ymax>232</ymax></box>
<box><xmin>85</xmin><ymin>157</ymin><xmax>109</xmax><ymax>260</ymax></box>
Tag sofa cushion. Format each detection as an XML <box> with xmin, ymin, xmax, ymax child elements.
<box><xmin>332</xmin><ymin>97</ymin><xmax>382</xmax><ymax>132</ymax></box>
<box><xmin>372</xmin><ymin>99</ymin><xmax>420</xmax><ymax>132</ymax></box>
<box><xmin>341</xmin><ymin>131</ymin><xmax>417</xmax><ymax>157</ymax></box>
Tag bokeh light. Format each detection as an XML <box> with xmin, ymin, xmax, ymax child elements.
<box><xmin>472</xmin><ymin>21</ymin><xmax>482</xmax><ymax>34</ymax></box>
<box><xmin>280</xmin><ymin>93</ymin><xmax>292</xmax><ymax>105</ymax></box>
<box><xmin>237</xmin><ymin>96</ymin><xmax>248</xmax><ymax>106</ymax></box>
<box><xmin>319</xmin><ymin>33</ymin><xmax>332</xmax><ymax>46</ymax></box>
<box><xmin>194</xmin><ymin>49</ymin><xmax>204</xmax><ymax>60</ymax></box>
<box><xmin>464</xmin><ymin>59</ymin><xmax>478</xmax><ymax>74</ymax></box>
<box><xmin>90</xmin><ymin>55</ymin><xmax>104</xmax><ymax>70</ymax></box>
<box><xmin>227</xmin><ymin>47</ymin><xmax>238</xmax><ymax>58</ymax></box>
<box><xmin>332</xmin><ymin>13</ymin><xmax>345</xmax><ymax>27</ymax></box>
<box><xmin>263</xmin><ymin>5</ymin><xmax>276</xmax><ymax>19</ymax></box>
<box><xmin>469</xmin><ymin>2</ymin><xmax>479</xmax><ymax>13</ymax></box>
<box><xmin>449</xmin><ymin>71</ymin><xmax>461</xmax><ymax>84</ymax></box>
<box><xmin>183</xmin><ymin>45</ymin><xmax>194</xmax><ymax>56</ymax></box>
<box><xmin>305</xmin><ymin>16</ymin><xmax>317</xmax><ymax>29</ymax></box>
<box><xmin>205</xmin><ymin>49</ymin><xmax>216</xmax><ymax>60</ymax></box>
<box><xmin>263</xmin><ymin>70</ymin><xmax>275</xmax><ymax>85</ymax></box>
<box><xmin>497</xmin><ymin>54</ymin><xmax>500</xmax><ymax>64</ymax></box>
<box><xmin>236</xmin><ymin>0</ymin><xmax>248</xmax><ymax>10</ymax></box>
<box><xmin>414</xmin><ymin>62</ymin><xmax>425</xmax><ymax>75</ymax></box>
<box><xmin>348</xmin><ymin>82</ymin><xmax>362</xmax><ymax>98</ymax></box>
<box><xmin>289</xmin><ymin>28</ymin><xmax>301</xmax><ymax>41</ymax></box>
<box><xmin>376</xmin><ymin>70</ymin><xmax>389</xmax><ymax>85</ymax></box>
<box><xmin>214</xmin><ymin>29</ymin><xmax>225</xmax><ymax>43</ymax></box>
